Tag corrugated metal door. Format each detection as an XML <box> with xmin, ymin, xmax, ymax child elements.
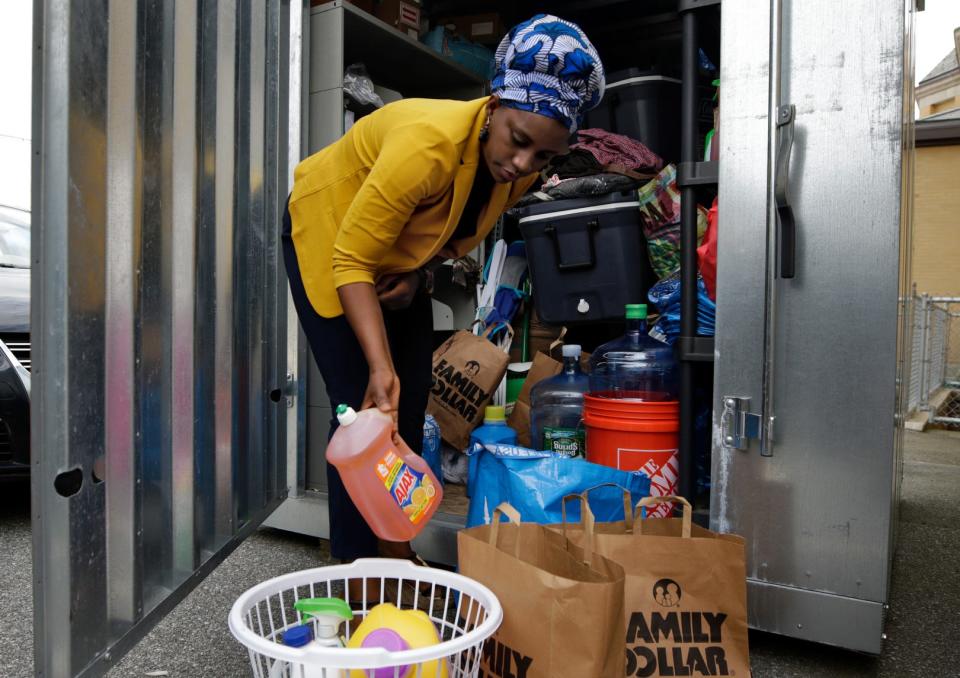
<box><xmin>31</xmin><ymin>1</ymin><xmax>302</xmax><ymax>675</ymax></box>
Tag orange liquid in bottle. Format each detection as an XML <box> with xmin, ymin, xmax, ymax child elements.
<box><xmin>325</xmin><ymin>405</ymin><xmax>443</xmax><ymax>542</ymax></box>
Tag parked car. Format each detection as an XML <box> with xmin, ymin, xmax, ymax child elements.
<box><xmin>0</xmin><ymin>205</ymin><xmax>30</xmax><ymax>479</ymax></box>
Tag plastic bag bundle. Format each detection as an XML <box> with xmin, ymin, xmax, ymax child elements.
<box><xmin>342</xmin><ymin>63</ymin><xmax>384</xmax><ymax>108</ymax></box>
<box><xmin>647</xmin><ymin>271</ymin><xmax>716</xmax><ymax>345</ymax></box>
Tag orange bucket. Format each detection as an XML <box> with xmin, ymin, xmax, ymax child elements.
<box><xmin>583</xmin><ymin>394</ymin><xmax>680</xmax><ymax>517</ymax></box>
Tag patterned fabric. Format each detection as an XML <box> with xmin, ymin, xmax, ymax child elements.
<box><xmin>645</xmin><ymin>213</ymin><xmax>708</xmax><ymax>280</ymax></box>
<box><xmin>637</xmin><ymin>164</ymin><xmax>682</xmax><ymax>236</ymax></box>
<box><xmin>571</xmin><ymin>128</ymin><xmax>663</xmax><ymax>173</ymax></box>
<box><xmin>637</xmin><ymin>165</ymin><xmax>709</xmax><ymax>278</ymax></box>
<box><xmin>492</xmin><ymin>14</ymin><xmax>605</xmax><ymax>133</ymax></box>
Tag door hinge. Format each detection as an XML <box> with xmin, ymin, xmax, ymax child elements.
<box><xmin>286</xmin><ymin>371</ymin><xmax>295</xmax><ymax>408</ymax></box>
<box><xmin>721</xmin><ymin>396</ymin><xmax>763</xmax><ymax>451</ymax></box>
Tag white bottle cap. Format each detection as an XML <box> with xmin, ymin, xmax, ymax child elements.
<box><xmin>335</xmin><ymin>404</ymin><xmax>358</xmax><ymax>426</ymax></box>
<box><xmin>562</xmin><ymin>344</ymin><xmax>582</xmax><ymax>358</ymax></box>
<box><xmin>315</xmin><ymin>620</ymin><xmax>341</xmax><ymax>640</ymax></box>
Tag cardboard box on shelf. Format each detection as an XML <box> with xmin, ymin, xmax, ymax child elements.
<box><xmin>435</xmin><ymin>12</ymin><xmax>503</xmax><ymax>44</ymax></box>
<box><xmin>375</xmin><ymin>0</ymin><xmax>422</xmax><ymax>39</ymax></box>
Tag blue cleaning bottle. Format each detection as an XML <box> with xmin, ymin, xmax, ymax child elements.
<box><xmin>466</xmin><ymin>405</ymin><xmax>517</xmax><ymax>497</ymax></box>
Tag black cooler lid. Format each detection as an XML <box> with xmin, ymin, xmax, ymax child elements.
<box><xmin>511</xmin><ymin>190</ymin><xmax>641</xmax><ymax>222</ymax></box>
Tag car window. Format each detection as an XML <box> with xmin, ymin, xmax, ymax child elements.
<box><xmin>0</xmin><ymin>206</ymin><xmax>30</xmax><ymax>269</ymax></box>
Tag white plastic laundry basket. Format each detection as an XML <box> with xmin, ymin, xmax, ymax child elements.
<box><xmin>228</xmin><ymin>558</ymin><xmax>502</xmax><ymax>678</ymax></box>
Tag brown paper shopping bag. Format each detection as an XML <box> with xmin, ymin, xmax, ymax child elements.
<box><xmin>506</xmin><ymin>351</ymin><xmax>562</xmax><ymax>447</ymax></box>
<box><xmin>507</xmin><ymin>348</ymin><xmax>592</xmax><ymax>448</ymax></box>
<box><xmin>428</xmin><ymin>324</ymin><xmax>512</xmax><ymax>450</ymax></box>
<box><xmin>458</xmin><ymin>503</ymin><xmax>626</xmax><ymax>677</ymax></box>
<box><xmin>553</xmin><ymin>490</ymin><xmax>750</xmax><ymax>677</ymax></box>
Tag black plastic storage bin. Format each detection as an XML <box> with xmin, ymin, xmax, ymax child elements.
<box><xmin>516</xmin><ymin>192</ymin><xmax>655</xmax><ymax>325</ymax></box>
<box><xmin>584</xmin><ymin>67</ymin><xmax>681</xmax><ymax>164</ymax></box>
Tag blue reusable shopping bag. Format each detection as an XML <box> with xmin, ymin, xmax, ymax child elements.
<box><xmin>465</xmin><ymin>442</ymin><xmax>651</xmax><ymax>528</ymax></box>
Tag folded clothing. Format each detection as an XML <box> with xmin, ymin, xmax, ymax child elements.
<box><xmin>513</xmin><ymin>172</ymin><xmax>644</xmax><ymax>207</ymax></box>
<box><xmin>572</xmin><ymin>127</ymin><xmax>664</xmax><ymax>174</ymax></box>
<box><xmin>542</xmin><ymin>148</ymin><xmax>604</xmax><ymax>179</ymax></box>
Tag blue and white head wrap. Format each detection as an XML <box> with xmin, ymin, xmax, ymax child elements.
<box><xmin>491</xmin><ymin>14</ymin><xmax>605</xmax><ymax>134</ymax></box>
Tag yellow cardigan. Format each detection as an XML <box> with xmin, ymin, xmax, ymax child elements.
<box><xmin>288</xmin><ymin>97</ymin><xmax>538</xmax><ymax>318</ymax></box>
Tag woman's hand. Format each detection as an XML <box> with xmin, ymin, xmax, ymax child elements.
<box><xmin>362</xmin><ymin>367</ymin><xmax>400</xmax><ymax>424</ymax></box>
<box><xmin>336</xmin><ymin>282</ymin><xmax>399</xmax><ymax>431</ymax></box>
<box><xmin>376</xmin><ymin>271</ymin><xmax>420</xmax><ymax>310</ymax></box>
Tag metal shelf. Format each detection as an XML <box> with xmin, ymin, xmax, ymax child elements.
<box><xmin>678</xmin><ymin>160</ymin><xmax>719</xmax><ymax>188</ymax></box>
<box><xmin>677</xmin><ymin>0</ymin><xmax>720</xmax><ymax>500</ymax></box>
<box><xmin>334</xmin><ymin>1</ymin><xmax>487</xmax><ymax>98</ymax></box>
<box><xmin>678</xmin><ymin>335</ymin><xmax>715</xmax><ymax>362</ymax></box>
<box><xmin>678</xmin><ymin>0</ymin><xmax>722</xmax><ymax>12</ymax></box>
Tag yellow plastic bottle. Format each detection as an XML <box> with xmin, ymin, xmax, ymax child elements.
<box><xmin>346</xmin><ymin>603</ymin><xmax>448</xmax><ymax>678</ymax></box>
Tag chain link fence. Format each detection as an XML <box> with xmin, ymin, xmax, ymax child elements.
<box><xmin>907</xmin><ymin>296</ymin><xmax>924</xmax><ymax>413</ymax></box>
<box><xmin>947</xmin><ymin>306</ymin><xmax>960</xmax><ymax>385</ymax></box>
<box><xmin>904</xmin><ymin>293</ymin><xmax>960</xmax><ymax>429</ymax></box>
<box><xmin>935</xmin><ymin>391</ymin><xmax>960</xmax><ymax>429</ymax></box>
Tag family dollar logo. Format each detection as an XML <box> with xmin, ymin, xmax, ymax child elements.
<box><xmin>654</xmin><ymin>578</ymin><xmax>682</xmax><ymax>607</ymax></box>
<box><xmin>431</xmin><ymin>358</ymin><xmax>490</xmax><ymax>423</ymax></box>
<box><xmin>625</xmin><ymin>578</ymin><xmax>731</xmax><ymax>677</ymax></box>
<box><xmin>479</xmin><ymin>638</ymin><xmax>533</xmax><ymax>678</ymax></box>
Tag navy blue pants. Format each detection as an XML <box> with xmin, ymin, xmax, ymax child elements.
<box><xmin>281</xmin><ymin>205</ymin><xmax>434</xmax><ymax>560</ymax></box>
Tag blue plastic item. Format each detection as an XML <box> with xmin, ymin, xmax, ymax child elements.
<box><xmin>421</xmin><ymin>26</ymin><xmax>494</xmax><ymax>80</ymax></box>
<box><xmin>466</xmin><ymin>406</ymin><xmax>517</xmax><ymax>497</ymax></box>
<box><xmin>480</xmin><ymin>241</ymin><xmax>528</xmax><ymax>333</ymax></box>
<box><xmin>422</xmin><ymin>414</ymin><xmax>444</xmax><ymax>488</ymax></box>
<box><xmin>465</xmin><ymin>442</ymin><xmax>651</xmax><ymax>528</ymax></box>
<box><xmin>422</xmin><ymin>26</ymin><xmax>446</xmax><ymax>54</ymax></box>
<box><xmin>282</xmin><ymin>624</ymin><xmax>313</xmax><ymax>648</ymax></box>
<box><xmin>647</xmin><ymin>272</ymin><xmax>716</xmax><ymax>345</ymax></box>
<box><xmin>699</xmin><ymin>48</ymin><xmax>718</xmax><ymax>77</ymax></box>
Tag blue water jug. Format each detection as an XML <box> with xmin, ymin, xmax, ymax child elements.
<box><xmin>467</xmin><ymin>405</ymin><xmax>517</xmax><ymax>497</ymax></box>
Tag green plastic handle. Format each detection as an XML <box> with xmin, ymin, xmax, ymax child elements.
<box><xmin>294</xmin><ymin>597</ymin><xmax>353</xmax><ymax>622</ymax></box>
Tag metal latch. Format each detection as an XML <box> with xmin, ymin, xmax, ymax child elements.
<box><xmin>721</xmin><ymin>396</ymin><xmax>763</xmax><ymax>450</ymax></box>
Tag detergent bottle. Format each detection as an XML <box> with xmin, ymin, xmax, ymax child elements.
<box><xmin>346</xmin><ymin>603</ymin><xmax>448</xmax><ymax>678</ymax></box>
<box><xmin>466</xmin><ymin>405</ymin><xmax>517</xmax><ymax>497</ymax></box>
<box><xmin>326</xmin><ymin>405</ymin><xmax>443</xmax><ymax>542</ymax></box>
<box><xmin>273</xmin><ymin>598</ymin><xmax>352</xmax><ymax>678</ymax></box>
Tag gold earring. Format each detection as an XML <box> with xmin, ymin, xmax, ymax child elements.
<box><xmin>479</xmin><ymin>114</ymin><xmax>491</xmax><ymax>142</ymax></box>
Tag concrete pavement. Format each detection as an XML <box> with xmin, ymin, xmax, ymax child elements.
<box><xmin>3</xmin><ymin>429</ymin><xmax>959</xmax><ymax>677</ymax></box>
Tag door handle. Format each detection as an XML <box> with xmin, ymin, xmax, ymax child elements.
<box><xmin>775</xmin><ymin>104</ymin><xmax>796</xmax><ymax>279</ymax></box>
<box><xmin>758</xmin><ymin>0</ymin><xmax>788</xmax><ymax>456</ymax></box>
